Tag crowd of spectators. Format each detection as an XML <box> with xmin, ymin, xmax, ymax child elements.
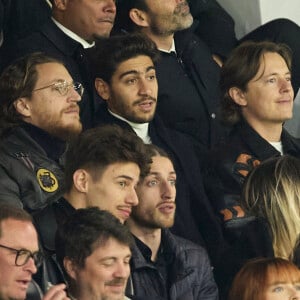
<box><xmin>1</xmin><ymin>0</ymin><xmax>300</xmax><ymax>299</ymax></box>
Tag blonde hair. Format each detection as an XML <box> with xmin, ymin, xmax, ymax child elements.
<box><xmin>229</xmin><ymin>257</ymin><xmax>300</xmax><ymax>300</ymax></box>
<box><xmin>242</xmin><ymin>155</ymin><xmax>300</xmax><ymax>260</ymax></box>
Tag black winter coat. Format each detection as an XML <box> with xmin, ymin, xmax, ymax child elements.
<box><xmin>154</xmin><ymin>27</ymin><xmax>227</xmax><ymax>151</ymax></box>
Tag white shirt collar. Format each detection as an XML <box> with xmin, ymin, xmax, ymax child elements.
<box><xmin>108</xmin><ymin>109</ymin><xmax>151</xmax><ymax>144</ymax></box>
<box><xmin>269</xmin><ymin>141</ymin><xmax>283</xmax><ymax>155</ymax></box>
<box><xmin>52</xmin><ymin>17</ymin><xmax>95</xmax><ymax>49</ymax></box>
<box><xmin>158</xmin><ymin>39</ymin><xmax>176</xmax><ymax>54</ymax></box>
<box><xmin>45</xmin><ymin>0</ymin><xmax>52</xmax><ymax>7</ymax></box>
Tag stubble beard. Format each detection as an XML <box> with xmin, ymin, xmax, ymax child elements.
<box><xmin>149</xmin><ymin>3</ymin><xmax>193</xmax><ymax>36</ymax></box>
<box><xmin>130</xmin><ymin>209</ymin><xmax>175</xmax><ymax>230</ymax></box>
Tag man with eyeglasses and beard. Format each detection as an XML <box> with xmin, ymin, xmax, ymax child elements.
<box><xmin>0</xmin><ymin>52</ymin><xmax>83</xmax><ymax>213</ymax></box>
<box><xmin>0</xmin><ymin>204</ymin><xmax>69</xmax><ymax>300</ymax></box>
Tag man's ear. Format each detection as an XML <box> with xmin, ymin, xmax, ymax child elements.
<box><xmin>53</xmin><ymin>0</ymin><xmax>68</xmax><ymax>10</ymax></box>
<box><xmin>129</xmin><ymin>8</ymin><xmax>149</xmax><ymax>27</ymax></box>
<box><xmin>13</xmin><ymin>98</ymin><xmax>31</xmax><ymax>118</ymax></box>
<box><xmin>228</xmin><ymin>87</ymin><xmax>248</xmax><ymax>106</ymax></box>
<box><xmin>64</xmin><ymin>258</ymin><xmax>77</xmax><ymax>281</ymax></box>
<box><xmin>95</xmin><ymin>78</ymin><xmax>110</xmax><ymax>101</ymax></box>
<box><xmin>73</xmin><ymin>169</ymin><xmax>90</xmax><ymax>193</ymax></box>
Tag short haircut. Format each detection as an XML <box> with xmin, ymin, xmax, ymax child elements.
<box><xmin>64</xmin><ymin>124</ymin><xmax>152</xmax><ymax>192</ymax></box>
<box><xmin>0</xmin><ymin>52</ymin><xmax>62</xmax><ymax>135</ymax></box>
<box><xmin>55</xmin><ymin>207</ymin><xmax>133</xmax><ymax>278</ymax></box>
<box><xmin>115</xmin><ymin>0</ymin><xmax>148</xmax><ymax>33</ymax></box>
<box><xmin>87</xmin><ymin>33</ymin><xmax>159</xmax><ymax>83</ymax></box>
<box><xmin>0</xmin><ymin>204</ymin><xmax>33</xmax><ymax>238</ymax></box>
<box><xmin>220</xmin><ymin>41</ymin><xmax>292</xmax><ymax>125</ymax></box>
<box><xmin>229</xmin><ymin>257</ymin><xmax>300</xmax><ymax>300</ymax></box>
<box><xmin>242</xmin><ymin>155</ymin><xmax>300</xmax><ymax>260</ymax></box>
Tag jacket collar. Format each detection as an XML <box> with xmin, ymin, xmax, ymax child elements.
<box><xmin>21</xmin><ymin>122</ymin><xmax>66</xmax><ymax>162</ymax></box>
<box><xmin>237</xmin><ymin>120</ymin><xmax>300</xmax><ymax>160</ymax></box>
<box><xmin>41</xmin><ymin>19</ymin><xmax>83</xmax><ymax>57</ymax></box>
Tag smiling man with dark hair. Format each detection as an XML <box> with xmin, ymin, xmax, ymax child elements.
<box><xmin>56</xmin><ymin>207</ymin><xmax>133</xmax><ymax>300</ymax></box>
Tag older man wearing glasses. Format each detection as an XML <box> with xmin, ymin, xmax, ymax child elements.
<box><xmin>0</xmin><ymin>204</ymin><xmax>69</xmax><ymax>300</ymax></box>
<box><xmin>0</xmin><ymin>52</ymin><xmax>83</xmax><ymax>212</ymax></box>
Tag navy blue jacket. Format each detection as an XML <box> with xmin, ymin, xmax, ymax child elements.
<box><xmin>127</xmin><ymin>229</ymin><xmax>219</xmax><ymax>300</ymax></box>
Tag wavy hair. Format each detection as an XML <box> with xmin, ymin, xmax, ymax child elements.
<box><xmin>220</xmin><ymin>41</ymin><xmax>292</xmax><ymax>125</ymax></box>
<box><xmin>0</xmin><ymin>52</ymin><xmax>61</xmax><ymax>135</ymax></box>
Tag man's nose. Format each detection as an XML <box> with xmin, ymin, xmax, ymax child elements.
<box><xmin>23</xmin><ymin>257</ymin><xmax>37</xmax><ymax>274</ymax></box>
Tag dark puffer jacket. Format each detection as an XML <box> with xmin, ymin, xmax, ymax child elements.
<box><xmin>127</xmin><ymin>229</ymin><xmax>219</xmax><ymax>300</ymax></box>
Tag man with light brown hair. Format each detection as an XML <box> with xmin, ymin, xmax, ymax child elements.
<box><xmin>0</xmin><ymin>52</ymin><xmax>82</xmax><ymax>212</ymax></box>
<box><xmin>204</xmin><ymin>41</ymin><xmax>300</xmax><ymax>243</ymax></box>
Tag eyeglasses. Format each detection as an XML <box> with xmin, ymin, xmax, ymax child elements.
<box><xmin>33</xmin><ymin>80</ymin><xmax>84</xmax><ymax>97</ymax></box>
<box><xmin>0</xmin><ymin>244</ymin><xmax>43</xmax><ymax>268</ymax></box>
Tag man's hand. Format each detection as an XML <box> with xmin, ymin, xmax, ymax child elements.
<box><xmin>42</xmin><ymin>284</ymin><xmax>70</xmax><ymax>300</ymax></box>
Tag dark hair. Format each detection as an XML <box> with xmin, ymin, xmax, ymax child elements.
<box><xmin>115</xmin><ymin>0</ymin><xmax>148</xmax><ymax>33</ymax></box>
<box><xmin>229</xmin><ymin>257</ymin><xmax>300</xmax><ymax>300</ymax></box>
<box><xmin>0</xmin><ymin>204</ymin><xmax>32</xmax><ymax>237</ymax></box>
<box><xmin>140</xmin><ymin>144</ymin><xmax>173</xmax><ymax>179</ymax></box>
<box><xmin>55</xmin><ymin>207</ymin><xmax>133</xmax><ymax>280</ymax></box>
<box><xmin>64</xmin><ymin>124</ymin><xmax>152</xmax><ymax>192</ymax></box>
<box><xmin>220</xmin><ymin>41</ymin><xmax>292</xmax><ymax>125</ymax></box>
<box><xmin>87</xmin><ymin>33</ymin><xmax>159</xmax><ymax>83</ymax></box>
<box><xmin>0</xmin><ymin>52</ymin><xmax>62</xmax><ymax>135</ymax></box>
<box><xmin>144</xmin><ymin>144</ymin><xmax>168</xmax><ymax>158</ymax></box>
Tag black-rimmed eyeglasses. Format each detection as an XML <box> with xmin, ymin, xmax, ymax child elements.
<box><xmin>0</xmin><ymin>244</ymin><xmax>43</xmax><ymax>268</ymax></box>
<box><xmin>33</xmin><ymin>80</ymin><xmax>84</xmax><ymax>97</ymax></box>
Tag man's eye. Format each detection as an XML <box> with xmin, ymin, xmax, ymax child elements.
<box><xmin>126</xmin><ymin>79</ymin><xmax>137</xmax><ymax>84</ymax></box>
<box><xmin>147</xmin><ymin>74</ymin><xmax>156</xmax><ymax>81</ymax></box>
<box><xmin>124</xmin><ymin>258</ymin><xmax>131</xmax><ymax>265</ymax></box>
<box><xmin>53</xmin><ymin>84</ymin><xmax>67</xmax><ymax>94</ymax></box>
<box><xmin>102</xmin><ymin>261</ymin><xmax>114</xmax><ymax>267</ymax></box>
<box><xmin>169</xmin><ymin>179</ymin><xmax>176</xmax><ymax>186</ymax></box>
<box><xmin>147</xmin><ymin>180</ymin><xmax>158</xmax><ymax>187</ymax></box>
<box><xmin>119</xmin><ymin>181</ymin><xmax>127</xmax><ymax>187</ymax></box>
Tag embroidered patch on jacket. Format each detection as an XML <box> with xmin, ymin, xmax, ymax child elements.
<box><xmin>233</xmin><ymin>153</ymin><xmax>260</xmax><ymax>178</ymax></box>
<box><xmin>36</xmin><ymin>169</ymin><xmax>58</xmax><ymax>192</ymax></box>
